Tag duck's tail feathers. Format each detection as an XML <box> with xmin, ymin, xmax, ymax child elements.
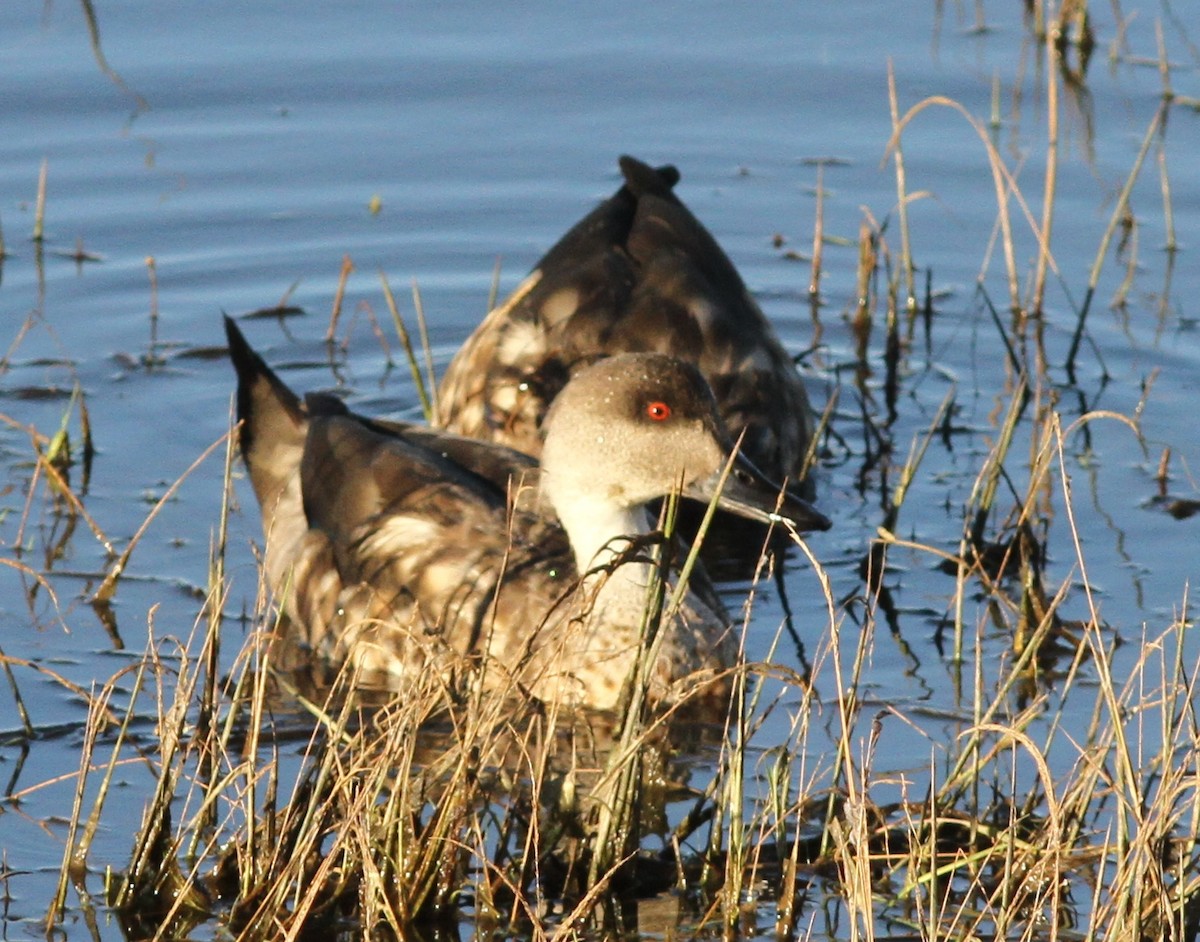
<box><xmin>223</xmin><ymin>315</ymin><xmax>311</xmax><ymax>589</ymax></box>
<box><xmin>224</xmin><ymin>314</ymin><xmax>305</xmax><ymax>451</ymax></box>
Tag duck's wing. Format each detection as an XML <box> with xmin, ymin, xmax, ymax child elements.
<box><xmin>436</xmin><ymin>155</ymin><xmax>813</xmax><ymax>486</ymax></box>
<box><xmin>300</xmin><ymin>410</ymin><xmax>508</xmax><ymax>613</ymax></box>
<box><xmin>355</xmin><ymin>417</ymin><xmax>553</xmax><ymax>520</ymax></box>
<box><xmin>296</xmin><ymin>413</ymin><xmax>573</xmax><ymax>682</ymax></box>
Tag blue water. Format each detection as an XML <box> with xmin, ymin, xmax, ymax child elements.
<box><xmin>1</xmin><ymin>1</ymin><xmax>1198</xmax><ymax>937</ymax></box>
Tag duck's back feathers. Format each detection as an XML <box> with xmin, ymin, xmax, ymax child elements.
<box><xmin>437</xmin><ymin>155</ymin><xmax>813</xmax><ymax>486</ymax></box>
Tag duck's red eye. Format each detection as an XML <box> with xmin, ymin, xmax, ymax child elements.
<box><xmin>646</xmin><ymin>401</ymin><xmax>671</xmax><ymax>421</ymax></box>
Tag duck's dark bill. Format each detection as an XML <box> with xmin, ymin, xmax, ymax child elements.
<box><xmin>684</xmin><ymin>453</ymin><xmax>832</xmax><ymax>533</ymax></box>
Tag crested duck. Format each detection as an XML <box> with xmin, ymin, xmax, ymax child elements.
<box><xmin>437</xmin><ymin>155</ymin><xmax>815</xmax><ymax>492</ymax></box>
<box><xmin>225</xmin><ymin>317</ymin><xmax>829</xmax><ymax>710</ymax></box>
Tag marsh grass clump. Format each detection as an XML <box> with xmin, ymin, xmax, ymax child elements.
<box><xmin>18</xmin><ymin>366</ymin><xmax>1200</xmax><ymax>940</ymax></box>
<box><xmin>100</xmin><ymin>478</ymin><xmax>773</xmax><ymax>938</ymax></box>
<box><xmin>78</xmin><ymin>451</ymin><xmax>1200</xmax><ymax>942</ymax></box>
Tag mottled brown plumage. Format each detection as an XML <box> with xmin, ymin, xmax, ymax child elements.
<box><xmin>437</xmin><ymin>155</ymin><xmax>815</xmax><ymax>491</ymax></box>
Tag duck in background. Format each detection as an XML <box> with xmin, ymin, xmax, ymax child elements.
<box><xmin>437</xmin><ymin>155</ymin><xmax>817</xmax><ymax>495</ymax></box>
<box><xmin>225</xmin><ymin>316</ymin><xmax>829</xmax><ymax>711</ymax></box>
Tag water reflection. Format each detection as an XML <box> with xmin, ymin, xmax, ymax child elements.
<box><xmin>77</xmin><ymin>0</ymin><xmax>148</xmax><ymax>114</ymax></box>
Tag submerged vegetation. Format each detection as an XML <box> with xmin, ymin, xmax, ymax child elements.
<box><xmin>2</xmin><ymin>1</ymin><xmax>1200</xmax><ymax>939</ymax></box>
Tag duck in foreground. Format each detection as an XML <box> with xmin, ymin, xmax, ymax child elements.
<box><xmin>437</xmin><ymin>155</ymin><xmax>817</xmax><ymax>492</ymax></box>
<box><xmin>225</xmin><ymin>317</ymin><xmax>830</xmax><ymax>711</ymax></box>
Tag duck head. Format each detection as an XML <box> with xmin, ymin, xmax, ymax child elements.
<box><xmin>539</xmin><ymin>353</ymin><xmax>829</xmax><ymax>571</ymax></box>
